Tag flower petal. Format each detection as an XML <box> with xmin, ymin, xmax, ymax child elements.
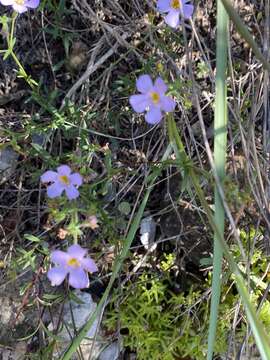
<box><xmin>26</xmin><ymin>0</ymin><xmax>40</xmax><ymax>8</ymax></box>
<box><xmin>69</xmin><ymin>268</ymin><xmax>89</xmax><ymax>289</ymax></box>
<box><xmin>81</xmin><ymin>258</ymin><xmax>98</xmax><ymax>273</ymax></box>
<box><xmin>129</xmin><ymin>94</ymin><xmax>150</xmax><ymax>113</ymax></box>
<box><xmin>157</xmin><ymin>0</ymin><xmax>171</xmax><ymax>12</ymax></box>
<box><xmin>69</xmin><ymin>173</ymin><xmax>83</xmax><ymax>186</ymax></box>
<box><xmin>154</xmin><ymin>77</ymin><xmax>167</xmax><ymax>94</ymax></box>
<box><xmin>0</xmin><ymin>0</ymin><xmax>14</xmax><ymax>5</ymax></box>
<box><xmin>67</xmin><ymin>244</ymin><xmax>87</xmax><ymax>259</ymax></box>
<box><xmin>47</xmin><ymin>182</ymin><xmax>64</xmax><ymax>198</ymax></box>
<box><xmin>160</xmin><ymin>95</ymin><xmax>176</xmax><ymax>112</ymax></box>
<box><xmin>51</xmin><ymin>250</ymin><xmax>70</xmax><ymax>266</ymax></box>
<box><xmin>65</xmin><ymin>185</ymin><xmax>80</xmax><ymax>200</ymax></box>
<box><xmin>57</xmin><ymin>165</ymin><xmax>71</xmax><ymax>176</ymax></box>
<box><xmin>41</xmin><ymin>170</ymin><xmax>58</xmax><ymax>183</ymax></box>
<box><xmin>13</xmin><ymin>3</ymin><xmax>28</xmax><ymax>12</ymax></box>
<box><xmin>145</xmin><ymin>106</ymin><xmax>163</xmax><ymax>124</ymax></box>
<box><xmin>136</xmin><ymin>75</ymin><xmax>153</xmax><ymax>94</ymax></box>
<box><xmin>165</xmin><ymin>9</ymin><xmax>180</xmax><ymax>28</ymax></box>
<box><xmin>183</xmin><ymin>4</ymin><xmax>194</xmax><ymax>19</ymax></box>
<box><xmin>47</xmin><ymin>266</ymin><xmax>68</xmax><ymax>286</ymax></box>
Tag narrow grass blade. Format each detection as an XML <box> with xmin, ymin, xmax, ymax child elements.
<box><xmin>60</xmin><ymin>147</ymin><xmax>172</xmax><ymax>360</ymax></box>
<box><xmin>207</xmin><ymin>0</ymin><xmax>228</xmax><ymax>358</ymax></box>
<box><xmin>168</xmin><ymin>116</ymin><xmax>270</xmax><ymax>359</ymax></box>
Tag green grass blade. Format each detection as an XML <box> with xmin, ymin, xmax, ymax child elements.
<box><xmin>60</xmin><ymin>147</ymin><xmax>172</xmax><ymax>360</ymax></box>
<box><xmin>207</xmin><ymin>0</ymin><xmax>228</xmax><ymax>358</ymax></box>
<box><xmin>236</xmin><ymin>275</ymin><xmax>270</xmax><ymax>360</ymax></box>
<box><xmin>168</xmin><ymin>116</ymin><xmax>270</xmax><ymax>360</ymax></box>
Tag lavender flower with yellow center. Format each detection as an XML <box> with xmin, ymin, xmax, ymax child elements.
<box><xmin>0</xmin><ymin>0</ymin><xmax>40</xmax><ymax>13</ymax></box>
<box><xmin>47</xmin><ymin>244</ymin><xmax>98</xmax><ymax>289</ymax></box>
<box><xmin>41</xmin><ymin>165</ymin><xmax>83</xmax><ymax>200</ymax></box>
<box><xmin>157</xmin><ymin>0</ymin><xmax>194</xmax><ymax>28</ymax></box>
<box><xmin>129</xmin><ymin>74</ymin><xmax>175</xmax><ymax>124</ymax></box>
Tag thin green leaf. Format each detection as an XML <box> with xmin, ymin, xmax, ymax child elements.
<box><xmin>207</xmin><ymin>0</ymin><xmax>228</xmax><ymax>358</ymax></box>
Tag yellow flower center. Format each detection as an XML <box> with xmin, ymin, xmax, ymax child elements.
<box><xmin>171</xmin><ymin>0</ymin><xmax>181</xmax><ymax>9</ymax></box>
<box><xmin>67</xmin><ymin>258</ymin><xmax>80</xmax><ymax>268</ymax></box>
<box><xmin>150</xmin><ymin>92</ymin><xmax>160</xmax><ymax>104</ymax></box>
<box><xmin>59</xmin><ymin>175</ymin><xmax>70</xmax><ymax>185</ymax></box>
<box><xmin>15</xmin><ymin>0</ymin><xmax>25</xmax><ymax>4</ymax></box>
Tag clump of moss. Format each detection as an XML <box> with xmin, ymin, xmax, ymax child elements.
<box><xmin>105</xmin><ymin>254</ymin><xmax>235</xmax><ymax>360</ymax></box>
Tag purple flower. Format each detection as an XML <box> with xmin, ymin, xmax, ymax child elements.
<box><xmin>47</xmin><ymin>244</ymin><xmax>98</xmax><ymax>289</ymax></box>
<box><xmin>157</xmin><ymin>0</ymin><xmax>194</xmax><ymax>28</ymax></box>
<box><xmin>0</xmin><ymin>0</ymin><xmax>40</xmax><ymax>13</ymax></box>
<box><xmin>41</xmin><ymin>165</ymin><xmax>83</xmax><ymax>200</ymax></box>
<box><xmin>129</xmin><ymin>75</ymin><xmax>175</xmax><ymax>124</ymax></box>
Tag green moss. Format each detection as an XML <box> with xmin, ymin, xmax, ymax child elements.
<box><xmin>105</xmin><ymin>241</ymin><xmax>270</xmax><ymax>359</ymax></box>
<box><xmin>105</xmin><ymin>261</ymin><xmax>234</xmax><ymax>360</ymax></box>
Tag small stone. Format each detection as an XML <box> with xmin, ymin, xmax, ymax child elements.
<box><xmin>99</xmin><ymin>341</ymin><xmax>121</xmax><ymax>360</ymax></box>
<box><xmin>66</xmin><ymin>41</ymin><xmax>88</xmax><ymax>72</ymax></box>
<box><xmin>140</xmin><ymin>216</ymin><xmax>157</xmax><ymax>250</ymax></box>
<box><xmin>32</xmin><ymin>133</ymin><xmax>46</xmax><ymax>146</ymax></box>
<box><xmin>0</xmin><ymin>296</ymin><xmax>25</xmax><ymax>326</ymax></box>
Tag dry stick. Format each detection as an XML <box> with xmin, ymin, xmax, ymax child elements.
<box><xmin>63</xmin><ymin>117</ymin><xmax>157</xmax><ymax>142</ymax></box>
<box><xmin>64</xmin><ymin>0</ymin><xmax>145</xmax><ymax>108</ymax></box>
<box><xmin>41</xmin><ymin>11</ymin><xmax>57</xmax><ymax>88</ymax></box>
<box><xmin>182</xmin><ymin>17</ymin><xmax>246</xmax><ymax>261</ymax></box>
<box><xmin>228</xmin><ymin>100</ymin><xmax>270</xmax><ymax>233</ymax></box>
<box><xmin>220</xmin><ymin>0</ymin><xmax>270</xmax><ymax>72</ymax></box>
<box><xmin>61</xmin><ymin>33</ymin><xmax>129</xmax><ymax>108</ymax></box>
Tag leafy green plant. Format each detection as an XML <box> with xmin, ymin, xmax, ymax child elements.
<box><xmin>105</xmin><ymin>243</ymin><xmax>270</xmax><ymax>359</ymax></box>
<box><xmin>105</xmin><ymin>256</ymin><xmax>236</xmax><ymax>360</ymax></box>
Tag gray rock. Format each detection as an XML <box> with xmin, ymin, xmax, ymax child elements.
<box><xmin>0</xmin><ymin>342</ymin><xmax>27</xmax><ymax>360</ymax></box>
<box><xmin>0</xmin><ymin>296</ymin><xmax>25</xmax><ymax>327</ymax></box>
<box><xmin>0</xmin><ymin>270</ymin><xmax>39</xmax><ymax>346</ymax></box>
<box><xmin>99</xmin><ymin>341</ymin><xmax>121</xmax><ymax>360</ymax></box>
<box><xmin>50</xmin><ymin>291</ymin><xmax>99</xmax><ymax>339</ymax></box>
<box><xmin>0</xmin><ymin>147</ymin><xmax>18</xmax><ymax>184</ymax></box>
<box><xmin>48</xmin><ymin>290</ymin><xmax>105</xmax><ymax>360</ymax></box>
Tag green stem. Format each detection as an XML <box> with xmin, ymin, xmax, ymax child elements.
<box><xmin>11</xmin><ymin>50</ymin><xmax>36</xmax><ymax>88</ymax></box>
<box><xmin>72</xmin><ymin>210</ymin><xmax>78</xmax><ymax>245</ymax></box>
<box><xmin>5</xmin><ymin>12</ymin><xmax>36</xmax><ymax>88</ymax></box>
<box><xmin>11</xmin><ymin>52</ymin><xmax>28</xmax><ymax>76</ymax></box>
<box><xmin>9</xmin><ymin>12</ymin><xmax>17</xmax><ymax>47</ymax></box>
